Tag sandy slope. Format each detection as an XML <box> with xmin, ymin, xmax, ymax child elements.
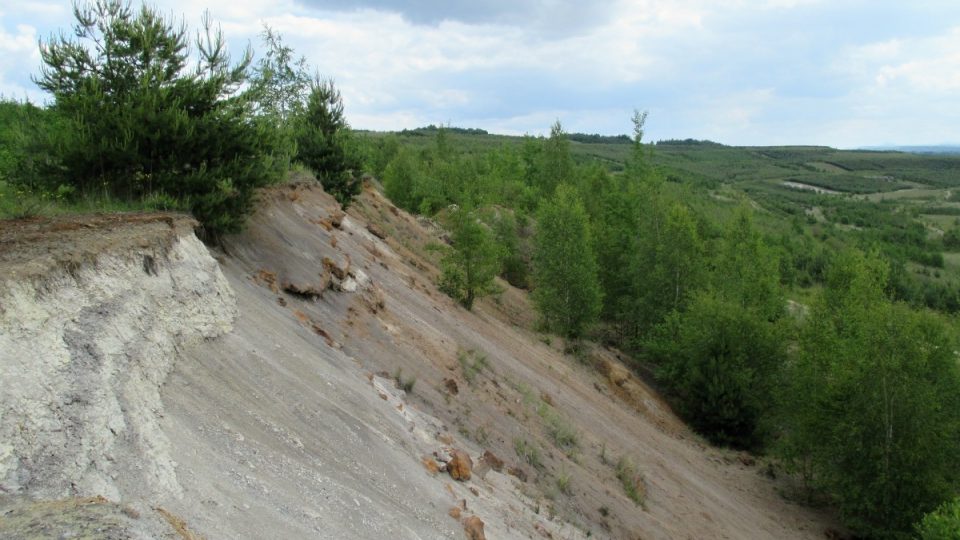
<box><xmin>158</xmin><ymin>181</ymin><xmax>834</xmax><ymax>539</ymax></box>
<box><xmin>0</xmin><ymin>181</ymin><xmax>837</xmax><ymax>539</ymax></box>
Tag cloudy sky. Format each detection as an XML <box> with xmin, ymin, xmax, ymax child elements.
<box><xmin>3</xmin><ymin>0</ymin><xmax>960</xmax><ymax>147</ymax></box>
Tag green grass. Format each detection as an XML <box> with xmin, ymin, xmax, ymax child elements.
<box><xmin>0</xmin><ymin>181</ymin><xmax>156</xmax><ymax>220</ymax></box>
<box><xmin>537</xmin><ymin>402</ymin><xmax>579</xmax><ymax>455</ymax></box>
<box><xmin>457</xmin><ymin>349</ymin><xmax>489</xmax><ymax>385</ymax></box>
<box><xmin>514</xmin><ymin>438</ymin><xmax>544</xmax><ymax>470</ymax></box>
<box><xmin>615</xmin><ymin>457</ymin><xmax>646</xmax><ymax>508</ymax></box>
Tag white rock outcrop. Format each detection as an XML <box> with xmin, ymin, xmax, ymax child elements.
<box><xmin>0</xmin><ymin>232</ymin><xmax>236</xmax><ymax>500</ymax></box>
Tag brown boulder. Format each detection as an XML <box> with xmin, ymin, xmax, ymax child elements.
<box><xmin>462</xmin><ymin>516</ymin><xmax>485</xmax><ymax>540</ymax></box>
<box><xmin>447</xmin><ymin>450</ymin><xmax>473</xmax><ymax>481</ymax></box>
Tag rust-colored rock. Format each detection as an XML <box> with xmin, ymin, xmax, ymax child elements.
<box><xmin>534</xmin><ymin>522</ymin><xmax>553</xmax><ymax>538</ymax></box>
<box><xmin>481</xmin><ymin>450</ymin><xmax>504</xmax><ymax>472</ymax></box>
<box><xmin>447</xmin><ymin>449</ymin><xmax>473</xmax><ymax>481</ymax></box>
<box><xmin>507</xmin><ymin>466</ymin><xmax>528</xmax><ymax>482</ymax></box>
<box><xmin>448</xmin><ymin>506</ymin><xmax>462</xmax><ymax>520</ymax></box>
<box><xmin>367</xmin><ymin>222</ymin><xmax>387</xmax><ymax>240</ymax></box>
<box><xmin>255</xmin><ymin>269</ymin><xmax>279</xmax><ymax>293</ymax></box>
<box><xmin>462</xmin><ymin>516</ymin><xmax>485</xmax><ymax>540</ymax></box>
<box><xmin>421</xmin><ymin>456</ymin><xmax>440</xmax><ymax>476</ymax></box>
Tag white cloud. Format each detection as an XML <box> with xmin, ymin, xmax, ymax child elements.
<box><xmin>3</xmin><ymin>0</ymin><xmax>960</xmax><ymax>145</ymax></box>
<box><xmin>0</xmin><ymin>20</ymin><xmax>43</xmax><ymax>101</ymax></box>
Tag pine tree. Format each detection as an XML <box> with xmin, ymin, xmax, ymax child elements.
<box><xmin>532</xmin><ymin>185</ymin><xmax>602</xmax><ymax>338</ymax></box>
<box><xmin>295</xmin><ymin>76</ymin><xmax>361</xmax><ymax>206</ymax></box>
<box><xmin>34</xmin><ymin>0</ymin><xmax>283</xmax><ymax>237</ymax></box>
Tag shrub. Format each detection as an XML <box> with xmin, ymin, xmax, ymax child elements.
<box><xmin>647</xmin><ymin>291</ymin><xmax>785</xmax><ymax>449</ymax></box>
<box><xmin>917</xmin><ymin>498</ymin><xmax>960</xmax><ymax>540</ymax></box>
<box><xmin>514</xmin><ymin>438</ymin><xmax>543</xmax><ymax>470</ymax></box>
<box><xmin>615</xmin><ymin>457</ymin><xmax>646</xmax><ymax>507</ymax></box>
<box><xmin>457</xmin><ymin>349</ymin><xmax>488</xmax><ymax>385</ymax></box>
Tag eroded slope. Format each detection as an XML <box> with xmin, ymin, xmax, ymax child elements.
<box><xmin>0</xmin><ymin>184</ymin><xmax>835</xmax><ymax>539</ymax></box>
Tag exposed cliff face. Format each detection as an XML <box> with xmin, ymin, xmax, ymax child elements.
<box><xmin>0</xmin><ymin>215</ymin><xmax>236</xmax><ymax>501</ymax></box>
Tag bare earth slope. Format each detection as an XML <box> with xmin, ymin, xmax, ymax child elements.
<box><xmin>0</xmin><ymin>182</ymin><xmax>835</xmax><ymax>539</ymax></box>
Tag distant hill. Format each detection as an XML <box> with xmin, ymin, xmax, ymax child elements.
<box><xmin>860</xmin><ymin>145</ymin><xmax>960</xmax><ymax>155</ymax></box>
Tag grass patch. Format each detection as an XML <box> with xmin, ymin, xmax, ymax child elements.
<box><xmin>537</xmin><ymin>402</ymin><xmax>579</xmax><ymax>455</ymax></box>
<box><xmin>555</xmin><ymin>467</ymin><xmax>572</xmax><ymax>495</ymax></box>
<box><xmin>457</xmin><ymin>348</ymin><xmax>489</xmax><ymax>385</ymax></box>
<box><xmin>392</xmin><ymin>367</ymin><xmax>416</xmax><ymax>394</ymax></box>
<box><xmin>514</xmin><ymin>438</ymin><xmax>543</xmax><ymax>470</ymax></box>
<box><xmin>0</xmin><ymin>181</ymin><xmax>181</xmax><ymax>220</ymax></box>
<box><xmin>615</xmin><ymin>457</ymin><xmax>647</xmax><ymax>508</ymax></box>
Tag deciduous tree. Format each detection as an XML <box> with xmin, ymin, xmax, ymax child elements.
<box><xmin>532</xmin><ymin>185</ymin><xmax>602</xmax><ymax>337</ymax></box>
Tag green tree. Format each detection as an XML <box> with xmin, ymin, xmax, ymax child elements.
<box><xmin>249</xmin><ymin>25</ymin><xmax>310</xmax><ymax>174</ymax></box>
<box><xmin>490</xmin><ymin>209</ymin><xmax>530</xmax><ymax>289</ymax></box>
<box><xmin>34</xmin><ymin>0</ymin><xmax>283</xmax><ymax>237</ymax></box>
<box><xmin>295</xmin><ymin>76</ymin><xmax>361</xmax><ymax>206</ymax></box>
<box><xmin>779</xmin><ymin>249</ymin><xmax>960</xmax><ymax>537</ymax></box>
<box><xmin>532</xmin><ymin>184</ymin><xmax>602</xmax><ymax>337</ymax></box>
<box><xmin>648</xmin><ymin>290</ymin><xmax>785</xmax><ymax>448</ymax></box>
<box><xmin>586</xmin><ymin>169</ymin><xmax>639</xmax><ymax>334</ymax></box>
<box><xmin>713</xmin><ymin>208</ymin><xmax>784</xmax><ymax>320</ymax></box>
<box><xmin>537</xmin><ymin>120</ymin><xmax>574</xmax><ymax>196</ymax></box>
<box><xmin>629</xmin><ymin>202</ymin><xmax>703</xmax><ymax>336</ymax></box>
<box><xmin>624</xmin><ymin>109</ymin><xmax>651</xmax><ymax>181</ymax></box>
<box><xmin>917</xmin><ymin>498</ymin><xmax>960</xmax><ymax>540</ymax></box>
<box><xmin>383</xmin><ymin>147</ymin><xmax>422</xmax><ymax>212</ymax></box>
<box><xmin>438</xmin><ymin>205</ymin><xmax>504</xmax><ymax>310</ymax></box>
<box><xmin>251</xmin><ymin>25</ymin><xmax>310</xmax><ymax>123</ymax></box>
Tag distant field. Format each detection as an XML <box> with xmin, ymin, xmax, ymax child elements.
<box><xmin>358</xmin><ymin>130</ymin><xmax>960</xmax><ymax>196</ymax></box>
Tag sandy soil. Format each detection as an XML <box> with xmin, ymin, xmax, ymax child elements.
<box><xmin>0</xmin><ymin>182</ymin><xmax>840</xmax><ymax>539</ymax></box>
<box><xmin>161</xmin><ymin>181</ymin><xmax>836</xmax><ymax>539</ymax></box>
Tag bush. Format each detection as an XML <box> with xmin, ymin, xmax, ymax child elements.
<box><xmin>30</xmin><ymin>0</ymin><xmax>285</xmax><ymax>238</ymax></box>
<box><xmin>917</xmin><ymin>498</ymin><xmax>960</xmax><ymax>540</ymax></box>
<box><xmin>647</xmin><ymin>291</ymin><xmax>784</xmax><ymax>449</ymax></box>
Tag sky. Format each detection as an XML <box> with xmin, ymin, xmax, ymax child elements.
<box><xmin>3</xmin><ymin>0</ymin><xmax>960</xmax><ymax>147</ymax></box>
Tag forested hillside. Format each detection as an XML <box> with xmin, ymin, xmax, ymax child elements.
<box><xmin>2</xmin><ymin>2</ymin><xmax>960</xmax><ymax>538</ymax></box>
<box><xmin>353</xmin><ymin>120</ymin><xmax>960</xmax><ymax>539</ymax></box>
